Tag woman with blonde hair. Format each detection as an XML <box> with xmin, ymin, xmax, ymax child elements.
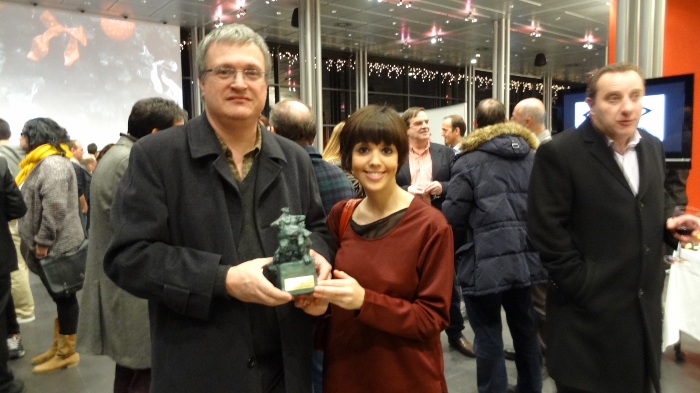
<box><xmin>323</xmin><ymin>121</ymin><xmax>363</xmax><ymax>197</ymax></box>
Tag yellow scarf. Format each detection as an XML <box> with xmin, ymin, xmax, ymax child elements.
<box><xmin>15</xmin><ymin>143</ymin><xmax>73</xmax><ymax>186</ymax></box>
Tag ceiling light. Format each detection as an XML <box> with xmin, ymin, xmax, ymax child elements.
<box><xmin>471</xmin><ymin>59</ymin><xmax>477</xmax><ymax>64</ymax></box>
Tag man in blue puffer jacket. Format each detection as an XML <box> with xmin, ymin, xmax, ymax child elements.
<box><xmin>443</xmin><ymin>98</ymin><xmax>548</xmax><ymax>393</ymax></box>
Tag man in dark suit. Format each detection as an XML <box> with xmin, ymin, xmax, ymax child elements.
<box><xmin>397</xmin><ymin>107</ymin><xmax>454</xmax><ymax>209</ymax></box>
<box><xmin>0</xmin><ymin>156</ymin><xmax>26</xmax><ymax>393</ymax></box>
<box><xmin>104</xmin><ymin>24</ymin><xmax>333</xmax><ymax>393</ymax></box>
<box><xmin>397</xmin><ymin>107</ymin><xmax>475</xmax><ymax>358</ymax></box>
<box><xmin>527</xmin><ymin>62</ymin><xmax>689</xmax><ymax>393</ymax></box>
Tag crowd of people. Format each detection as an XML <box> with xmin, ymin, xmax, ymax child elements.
<box><xmin>0</xmin><ymin>22</ymin><xmax>697</xmax><ymax>393</ymax></box>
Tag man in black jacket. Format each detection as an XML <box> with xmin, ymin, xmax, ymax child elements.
<box><xmin>0</xmin><ymin>156</ymin><xmax>27</xmax><ymax>393</ymax></box>
<box><xmin>527</xmin><ymin>62</ymin><xmax>691</xmax><ymax>393</ymax></box>
<box><xmin>104</xmin><ymin>24</ymin><xmax>333</xmax><ymax>393</ymax></box>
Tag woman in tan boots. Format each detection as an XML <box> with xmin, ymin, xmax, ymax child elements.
<box><xmin>15</xmin><ymin>118</ymin><xmax>84</xmax><ymax>373</ymax></box>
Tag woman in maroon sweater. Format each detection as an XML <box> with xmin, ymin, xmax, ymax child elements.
<box><xmin>312</xmin><ymin>105</ymin><xmax>454</xmax><ymax>392</ymax></box>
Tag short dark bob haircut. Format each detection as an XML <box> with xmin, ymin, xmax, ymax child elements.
<box><xmin>339</xmin><ymin>105</ymin><xmax>408</xmax><ymax>172</ymax></box>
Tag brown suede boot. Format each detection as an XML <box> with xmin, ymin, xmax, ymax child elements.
<box><xmin>32</xmin><ymin>334</ymin><xmax>80</xmax><ymax>373</ymax></box>
<box><xmin>31</xmin><ymin>318</ymin><xmax>59</xmax><ymax>365</ymax></box>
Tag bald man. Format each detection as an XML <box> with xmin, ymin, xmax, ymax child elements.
<box><xmin>511</xmin><ymin>98</ymin><xmax>551</xmax><ymax>145</ymax></box>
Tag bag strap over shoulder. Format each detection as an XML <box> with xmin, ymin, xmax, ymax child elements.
<box><xmin>338</xmin><ymin>198</ymin><xmax>361</xmax><ymax>239</ymax></box>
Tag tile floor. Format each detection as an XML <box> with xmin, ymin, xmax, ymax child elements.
<box><xmin>8</xmin><ymin>274</ymin><xmax>700</xmax><ymax>392</ymax></box>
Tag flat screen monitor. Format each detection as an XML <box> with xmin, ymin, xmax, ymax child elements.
<box><xmin>558</xmin><ymin>74</ymin><xmax>694</xmax><ymax>169</ymax></box>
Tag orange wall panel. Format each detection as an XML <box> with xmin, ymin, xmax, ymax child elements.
<box><xmin>664</xmin><ymin>0</ymin><xmax>700</xmax><ymax>205</ymax></box>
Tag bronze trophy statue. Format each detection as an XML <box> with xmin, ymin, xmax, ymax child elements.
<box><xmin>265</xmin><ymin>207</ymin><xmax>317</xmax><ymax>295</ymax></box>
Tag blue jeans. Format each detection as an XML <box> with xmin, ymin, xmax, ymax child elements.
<box><xmin>312</xmin><ymin>350</ymin><xmax>323</xmax><ymax>393</ymax></box>
<box><xmin>465</xmin><ymin>286</ymin><xmax>542</xmax><ymax>393</ymax></box>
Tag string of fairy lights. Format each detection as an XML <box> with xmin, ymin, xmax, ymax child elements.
<box><xmin>178</xmin><ymin>41</ymin><xmax>572</xmax><ymax>96</ymax></box>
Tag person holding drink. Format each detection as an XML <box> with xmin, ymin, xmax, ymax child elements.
<box><xmin>527</xmin><ymin>62</ymin><xmax>696</xmax><ymax>393</ymax></box>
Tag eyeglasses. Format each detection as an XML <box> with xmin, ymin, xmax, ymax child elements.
<box><xmin>203</xmin><ymin>67</ymin><xmax>265</xmax><ymax>82</ymax></box>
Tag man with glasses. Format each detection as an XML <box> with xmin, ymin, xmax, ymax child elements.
<box><xmin>105</xmin><ymin>24</ymin><xmax>333</xmax><ymax>393</ymax></box>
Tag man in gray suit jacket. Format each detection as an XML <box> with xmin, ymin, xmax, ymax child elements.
<box><xmin>527</xmin><ymin>62</ymin><xmax>693</xmax><ymax>393</ymax></box>
<box><xmin>77</xmin><ymin>97</ymin><xmax>186</xmax><ymax>393</ymax></box>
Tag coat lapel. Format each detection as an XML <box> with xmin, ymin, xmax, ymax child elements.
<box><xmin>430</xmin><ymin>144</ymin><xmax>442</xmax><ymax>180</ymax></box>
<box><xmin>635</xmin><ymin>137</ymin><xmax>652</xmax><ymax>200</ymax></box>
<box><xmin>255</xmin><ymin>130</ymin><xmax>285</xmax><ymax>200</ymax></box>
<box><xmin>580</xmin><ymin>119</ymin><xmax>632</xmax><ymax>194</ymax></box>
<box><xmin>186</xmin><ymin>114</ymin><xmax>239</xmax><ymax>191</ymax></box>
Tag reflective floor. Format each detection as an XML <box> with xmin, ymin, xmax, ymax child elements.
<box><xmin>8</xmin><ymin>274</ymin><xmax>700</xmax><ymax>392</ymax></box>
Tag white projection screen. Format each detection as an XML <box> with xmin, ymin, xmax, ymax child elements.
<box><xmin>0</xmin><ymin>2</ymin><xmax>182</xmax><ymax>149</ymax></box>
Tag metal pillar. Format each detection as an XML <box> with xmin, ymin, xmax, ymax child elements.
<box><xmin>543</xmin><ymin>71</ymin><xmax>553</xmax><ymax>132</ymax></box>
<box><xmin>355</xmin><ymin>50</ymin><xmax>368</xmax><ymax>109</ymax></box>
<box><xmin>299</xmin><ymin>0</ymin><xmax>324</xmax><ymax>150</ymax></box>
<box><xmin>492</xmin><ymin>20</ymin><xmax>501</xmax><ymax>101</ymax></box>
<box><xmin>652</xmin><ymin>0</ymin><xmax>666</xmax><ymax>77</ymax></box>
<box><xmin>616</xmin><ymin>0</ymin><xmax>630</xmax><ymax>63</ymax></box>
<box><xmin>189</xmin><ymin>26</ymin><xmax>204</xmax><ymax>117</ymax></box>
<box><xmin>466</xmin><ymin>64</ymin><xmax>475</xmax><ymax>134</ymax></box>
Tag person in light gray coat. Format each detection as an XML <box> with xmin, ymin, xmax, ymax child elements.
<box><xmin>17</xmin><ymin>118</ymin><xmax>84</xmax><ymax>373</ymax></box>
<box><xmin>77</xmin><ymin>97</ymin><xmax>186</xmax><ymax>393</ymax></box>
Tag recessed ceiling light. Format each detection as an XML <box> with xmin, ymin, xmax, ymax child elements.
<box><xmin>348</xmin><ymin>33</ymin><xmax>352</xmax><ymax>37</ymax></box>
<box><xmin>555</xmin><ymin>16</ymin><xmax>560</xmax><ymax>21</ymax></box>
<box><xmin>276</xmin><ymin>12</ymin><xmax>281</xmax><ymax>15</ymax></box>
<box><xmin>471</xmin><ymin>59</ymin><xmax>477</xmax><ymax>64</ymax></box>
<box><xmin>354</xmin><ymin>43</ymin><xmax>359</xmax><ymax>45</ymax></box>
<box><xmin>475</xmin><ymin>53</ymin><xmax>480</xmax><ymax>57</ymax></box>
<box><xmin>514</xmin><ymin>54</ymin><xmax>518</xmax><ymax>57</ymax></box>
<box><xmin>392</xmin><ymin>21</ymin><xmax>397</xmax><ymax>25</ymax></box>
<box><xmin>332</xmin><ymin>10</ymin><xmax>337</xmax><ymax>14</ymax></box>
<box><xmin>523</xmin><ymin>46</ymin><xmax>526</xmax><ymax>50</ymax></box>
<box><xmin>395</xmin><ymin>32</ymin><xmax>399</xmax><ymax>35</ymax></box>
<box><xmin>446</xmin><ymin>20</ymin><xmax>449</xmax><ymax>24</ymax></box>
<box><xmin>438</xmin><ymin>55</ymin><xmax>442</xmax><ymax>58</ymax></box>
<box><xmin>389</xmin><ymin>8</ymin><xmax>394</xmax><ymax>11</ymax></box>
<box><xmin>486</xmin><ymin>39</ymin><xmax>490</xmax><ymax>42</ymax></box>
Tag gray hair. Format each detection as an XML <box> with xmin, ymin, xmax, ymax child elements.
<box><xmin>196</xmin><ymin>24</ymin><xmax>272</xmax><ymax>82</ymax></box>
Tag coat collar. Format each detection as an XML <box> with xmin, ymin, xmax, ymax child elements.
<box><xmin>458</xmin><ymin>121</ymin><xmax>539</xmax><ymax>153</ymax></box>
<box><xmin>185</xmin><ymin>112</ymin><xmax>287</xmax><ymax>193</ymax></box>
<box><xmin>579</xmin><ymin>117</ymin><xmax>651</xmax><ymax>198</ymax></box>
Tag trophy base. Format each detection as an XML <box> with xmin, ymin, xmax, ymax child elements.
<box><xmin>278</xmin><ymin>260</ymin><xmax>317</xmax><ymax>295</ymax></box>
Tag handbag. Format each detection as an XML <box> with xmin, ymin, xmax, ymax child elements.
<box><xmin>39</xmin><ymin>239</ymin><xmax>89</xmax><ymax>297</ymax></box>
<box><xmin>313</xmin><ymin>198</ymin><xmax>361</xmax><ymax>350</ymax></box>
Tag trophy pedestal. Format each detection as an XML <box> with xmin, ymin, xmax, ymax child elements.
<box><xmin>277</xmin><ymin>260</ymin><xmax>317</xmax><ymax>295</ymax></box>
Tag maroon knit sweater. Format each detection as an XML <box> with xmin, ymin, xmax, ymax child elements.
<box><xmin>323</xmin><ymin>197</ymin><xmax>454</xmax><ymax>393</ymax></box>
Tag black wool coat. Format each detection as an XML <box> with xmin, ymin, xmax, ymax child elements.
<box><xmin>0</xmin><ymin>157</ymin><xmax>27</xmax><ymax>275</ymax></box>
<box><xmin>527</xmin><ymin>118</ymin><xmax>674</xmax><ymax>393</ymax></box>
<box><xmin>104</xmin><ymin>113</ymin><xmax>333</xmax><ymax>393</ymax></box>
